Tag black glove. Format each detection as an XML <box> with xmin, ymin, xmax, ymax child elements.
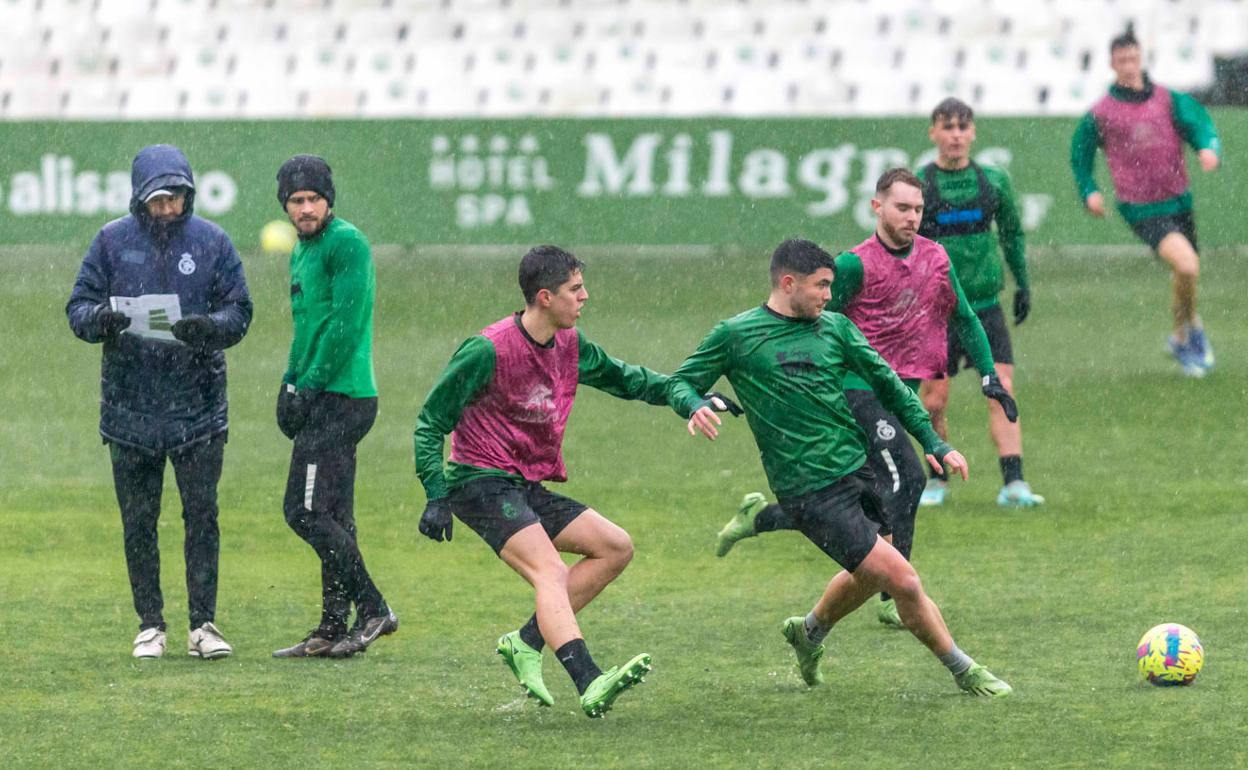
<box><xmin>1012</xmin><ymin>288</ymin><xmax>1031</xmax><ymax>326</ymax></box>
<box><xmin>171</xmin><ymin>314</ymin><xmax>215</xmax><ymax>346</ymax></box>
<box><xmin>418</xmin><ymin>498</ymin><xmax>453</xmax><ymax>542</ymax></box>
<box><xmin>981</xmin><ymin>374</ymin><xmax>1018</xmax><ymax>423</ymax></box>
<box><xmin>276</xmin><ymin>383</ymin><xmax>304</xmax><ymax>439</ymax></box>
<box><xmin>96</xmin><ymin>304</ymin><xmax>131</xmax><ymax>338</ymax></box>
<box><xmin>703</xmin><ymin>391</ymin><xmax>744</xmax><ymax>417</ymax></box>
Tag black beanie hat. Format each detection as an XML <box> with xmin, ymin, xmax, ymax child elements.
<box><xmin>277</xmin><ymin>154</ymin><xmax>335</xmax><ymax>208</ymax></box>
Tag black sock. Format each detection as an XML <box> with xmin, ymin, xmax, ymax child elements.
<box><xmin>929</xmin><ymin>463</ymin><xmax>948</xmax><ymax>482</ymax></box>
<box><xmin>999</xmin><ymin>455</ymin><xmax>1023</xmax><ymax>485</ymax></box>
<box><xmin>518</xmin><ymin>614</ymin><xmax>544</xmax><ymax>652</ymax></box>
<box><xmin>556</xmin><ymin>638</ymin><xmax>603</xmax><ymax>695</ymax></box>
<box><xmin>755</xmin><ymin>503</ymin><xmax>795</xmax><ymax>533</ymax></box>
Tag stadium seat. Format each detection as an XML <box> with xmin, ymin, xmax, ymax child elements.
<box><xmin>122</xmin><ymin>80</ymin><xmax>182</xmax><ymax>119</ymax></box>
<box><xmin>2</xmin><ymin>82</ymin><xmax>64</xmax><ymax>118</ymax></box>
<box><xmin>63</xmin><ymin>77</ymin><xmax>123</xmax><ymax>118</ymax></box>
<box><xmin>0</xmin><ymin>0</ymin><xmax>1233</xmax><ymax>119</ymax></box>
<box><xmin>239</xmin><ymin>83</ymin><xmax>303</xmax><ymax>118</ymax></box>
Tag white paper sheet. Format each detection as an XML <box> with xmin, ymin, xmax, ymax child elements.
<box><xmin>110</xmin><ymin>294</ymin><xmax>183</xmax><ymax>341</ymax></box>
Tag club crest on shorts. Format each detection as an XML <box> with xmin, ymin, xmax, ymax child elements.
<box><xmin>875</xmin><ymin>419</ymin><xmax>896</xmax><ymax>441</ymax></box>
<box><xmin>178</xmin><ymin>252</ymin><xmax>196</xmax><ymax>275</ymax></box>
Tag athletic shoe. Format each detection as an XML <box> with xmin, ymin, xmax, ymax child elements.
<box><xmin>1188</xmin><ymin>326</ymin><xmax>1215</xmax><ymax>371</ymax></box>
<box><xmin>781</xmin><ymin>616</ymin><xmax>825</xmax><ymax>686</ymax></box>
<box><xmin>955</xmin><ymin>664</ymin><xmax>1013</xmax><ymax>697</ymax></box>
<box><xmin>272</xmin><ymin>632</ymin><xmax>337</xmax><ymax>658</ymax></box>
<box><xmin>579</xmin><ymin>653</ymin><xmax>652</xmax><ymax>718</ymax></box>
<box><xmin>132</xmin><ymin>628</ymin><xmax>166</xmax><ymax>659</ymax></box>
<box><xmin>996</xmin><ymin>480</ymin><xmax>1045</xmax><ymax>507</ymax></box>
<box><xmin>919</xmin><ymin>479</ymin><xmax>948</xmax><ymax>507</ymax></box>
<box><xmin>497</xmin><ymin>631</ymin><xmax>554</xmax><ymax>707</ymax></box>
<box><xmin>328</xmin><ymin>609</ymin><xmax>399</xmax><ymax>658</ymax></box>
<box><xmin>1168</xmin><ymin>330</ymin><xmax>1207</xmax><ymax>378</ymax></box>
<box><xmin>716</xmin><ymin>492</ymin><xmax>766</xmax><ymax>557</ymax></box>
<box><xmin>188</xmin><ymin>622</ymin><xmax>233</xmax><ymax>659</ymax></box>
<box><xmin>876</xmin><ymin>597</ymin><xmax>903</xmax><ymax>629</ymax></box>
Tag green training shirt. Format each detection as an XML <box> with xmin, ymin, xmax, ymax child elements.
<box><xmin>283</xmin><ymin>216</ymin><xmax>377</xmax><ymax>397</ymax></box>
<box><xmin>829</xmin><ymin>249</ymin><xmax>995</xmax><ymax>392</ymax></box>
<box><xmin>667</xmin><ymin>305</ymin><xmax>947</xmax><ymax>499</ymax></box>
<box><xmin>917</xmin><ymin>162</ymin><xmax>1028</xmax><ymax>309</ymax></box>
<box><xmin>414</xmin><ymin>327</ymin><xmax>670</xmax><ymax>500</ymax></box>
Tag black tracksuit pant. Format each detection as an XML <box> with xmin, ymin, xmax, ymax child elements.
<box><xmin>110</xmin><ymin>434</ymin><xmax>225</xmax><ymax>632</ymax></box>
<box><xmin>283</xmin><ymin>393</ymin><xmax>387</xmax><ymax>640</ymax></box>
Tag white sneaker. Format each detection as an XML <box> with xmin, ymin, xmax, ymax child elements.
<box><xmin>188</xmin><ymin>622</ymin><xmax>233</xmax><ymax>659</ymax></box>
<box><xmin>133</xmin><ymin>628</ymin><xmax>166</xmax><ymax>659</ymax></box>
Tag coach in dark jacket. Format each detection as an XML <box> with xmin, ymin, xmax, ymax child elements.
<box><xmin>67</xmin><ymin>144</ymin><xmax>252</xmax><ymax>660</ymax></box>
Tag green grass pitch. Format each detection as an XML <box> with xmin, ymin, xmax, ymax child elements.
<box><xmin>2</xmin><ymin>243</ymin><xmax>1246</xmax><ymax>768</ymax></box>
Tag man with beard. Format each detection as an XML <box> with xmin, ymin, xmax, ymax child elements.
<box><xmin>713</xmin><ymin>169</ymin><xmax>1016</xmax><ymax>631</ymax></box>
<box><xmin>271</xmin><ymin>155</ymin><xmax>397</xmax><ymax>659</ymax></box>
<box><xmin>67</xmin><ymin>143</ymin><xmax>252</xmax><ymax>659</ymax></box>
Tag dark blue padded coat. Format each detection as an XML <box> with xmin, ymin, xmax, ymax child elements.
<box><xmin>66</xmin><ymin>144</ymin><xmax>253</xmax><ymax>454</ymax></box>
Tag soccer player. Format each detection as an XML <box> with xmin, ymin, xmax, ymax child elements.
<box><xmin>271</xmin><ymin>155</ymin><xmax>398</xmax><ymax>659</ymax></box>
<box><xmin>670</xmin><ymin>238</ymin><xmax>1012</xmax><ymax>697</ymax></box>
<box><xmin>715</xmin><ymin>169</ymin><xmax>1017</xmax><ymax>629</ymax></box>
<box><xmin>1071</xmin><ymin>27</ymin><xmax>1222</xmax><ymax>377</ymax></box>
<box><xmin>66</xmin><ymin>144</ymin><xmax>252</xmax><ymax>659</ymax></box>
<box><xmin>415</xmin><ymin>245</ymin><xmax>674</xmax><ymax>718</ymax></box>
<box><xmin>916</xmin><ymin>98</ymin><xmax>1043</xmax><ymax>508</ymax></box>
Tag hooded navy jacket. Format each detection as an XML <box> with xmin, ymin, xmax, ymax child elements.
<box><xmin>66</xmin><ymin>144</ymin><xmax>253</xmax><ymax>454</ymax></box>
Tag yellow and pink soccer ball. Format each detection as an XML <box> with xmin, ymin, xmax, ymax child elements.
<box><xmin>1137</xmin><ymin>623</ymin><xmax>1204</xmax><ymax>686</ymax></box>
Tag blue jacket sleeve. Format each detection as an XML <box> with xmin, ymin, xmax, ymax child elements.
<box><xmin>204</xmin><ymin>231</ymin><xmax>253</xmax><ymax>350</ymax></box>
<box><xmin>66</xmin><ymin>231</ymin><xmax>111</xmax><ymax>343</ymax></box>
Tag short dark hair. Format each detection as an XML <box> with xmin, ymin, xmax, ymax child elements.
<box><xmin>770</xmin><ymin>239</ymin><xmax>834</xmax><ymax>286</ymax></box>
<box><xmin>931</xmin><ymin>97</ymin><xmax>974</xmax><ymax>125</ymax></box>
<box><xmin>875</xmin><ymin>167</ymin><xmax>924</xmax><ymax>197</ymax></box>
<box><xmin>519</xmin><ymin>245</ymin><xmax>585</xmax><ymax>305</ymax></box>
<box><xmin>1110</xmin><ymin>26</ymin><xmax>1138</xmax><ymax>54</ymax></box>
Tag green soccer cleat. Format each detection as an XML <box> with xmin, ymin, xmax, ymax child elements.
<box><xmin>716</xmin><ymin>492</ymin><xmax>766</xmax><ymax>557</ymax></box>
<box><xmin>876</xmin><ymin>597</ymin><xmax>903</xmax><ymax>629</ymax></box>
<box><xmin>919</xmin><ymin>479</ymin><xmax>948</xmax><ymax>507</ymax></box>
<box><xmin>579</xmin><ymin>653</ymin><xmax>652</xmax><ymax>718</ymax></box>
<box><xmin>996</xmin><ymin>480</ymin><xmax>1045</xmax><ymax>508</ymax></box>
<box><xmin>955</xmin><ymin>664</ymin><xmax>1013</xmax><ymax>697</ymax></box>
<box><xmin>781</xmin><ymin>616</ymin><xmax>825</xmax><ymax>686</ymax></box>
<box><xmin>496</xmin><ymin>631</ymin><xmax>554</xmax><ymax>707</ymax></box>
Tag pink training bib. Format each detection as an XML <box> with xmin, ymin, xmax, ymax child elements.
<box><xmin>843</xmin><ymin>234</ymin><xmax>956</xmax><ymax>380</ymax></box>
<box><xmin>450</xmin><ymin>315</ymin><xmax>580</xmax><ymax>482</ymax></box>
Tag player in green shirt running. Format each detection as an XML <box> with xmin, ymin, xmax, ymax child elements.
<box><xmin>917</xmin><ymin>98</ymin><xmax>1044</xmax><ymax>508</ymax></box>
<box><xmin>667</xmin><ymin>239</ymin><xmax>1012</xmax><ymax>697</ymax></box>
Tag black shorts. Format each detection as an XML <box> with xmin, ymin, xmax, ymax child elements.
<box><xmin>448</xmin><ymin>476</ymin><xmax>589</xmax><ymax>554</ymax></box>
<box><xmin>1129</xmin><ymin>211</ymin><xmax>1199</xmax><ymax>253</ymax></box>
<box><xmin>776</xmin><ymin>467</ymin><xmax>884</xmax><ymax>573</ymax></box>
<box><xmin>845</xmin><ymin>389</ymin><xmax>926</xmax><ymax>554</ymax></box>
<box><xmin>945</xmin><ymin>304</ymin><xmax>1013</xmax><ymax>377</ymax></box>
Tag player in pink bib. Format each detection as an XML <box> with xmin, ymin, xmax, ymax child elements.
<box><xmin>714</xmin><ymin>169</ymin><xmax>1018</xmax><ymax>629</ymax></box>
<box><xmin>1071</xmin><ymin>28</ymin><xmax>1222</xmax><ymax>377</ymax></box>
<box><xmin>414</xmin><ymin>245</ymin><xmax>708</xmax><ymax>718</ymax></box>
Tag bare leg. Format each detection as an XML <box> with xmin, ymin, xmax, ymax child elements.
<box><xmin>811</xmin><ymin>536</ymin><xmax>954</xmax><ymax>656</ymax></box>
<box><xmin>987</xmin><ymin>363</ymin><xmax>1022</xmax><ymax>457</ymax></box>
<box><xmin>920</xmin><ymin>378</ymin><xmax>951</xmax><ymax>442</ymax></box>
<box><xmin>1156</xmin><ymin>232</ymin><xmax>1200</xmax><ymax>335</ymax></box>
<box><xmin>500</xmin><ymin>524</ymin><xmax>580</xmax><ymax>650</ymax></box>
<box><xmin>552</xmin><ymin>509</ymin><xmax>634</xmax><ymax>613</ymax></box>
